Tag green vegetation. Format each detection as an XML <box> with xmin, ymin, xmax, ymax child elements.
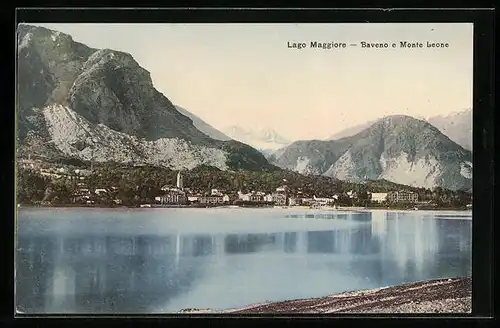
<box><xmin>16</xmin><ymin>162</ymin><xmax>472</xmax><ymax>208</ymax></box>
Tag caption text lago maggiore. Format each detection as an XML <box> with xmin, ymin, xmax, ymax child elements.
<box><xmin>287</xmin><ymin>41</ymin><xmax>450</xmax><ymax>49</ymax></box>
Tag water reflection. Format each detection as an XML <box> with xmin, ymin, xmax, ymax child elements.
<box><xmin>16</xmin><ymin>210</ymin><xmax>472</xmax><ymax>313</ymax></box>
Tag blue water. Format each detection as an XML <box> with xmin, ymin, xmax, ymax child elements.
<box><xmin>15</xmin><ymin>208</ymin><xmax>472</xmax><ymax>314</ymax></box>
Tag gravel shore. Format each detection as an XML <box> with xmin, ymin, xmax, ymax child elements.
<box><xmin>228</xmin><ymin>276</ymin><xmax>472</xmax><ymax>314</ymax></box>
<box><xmin>180</xmin><ymin>276</ymin><xmax>471</xmax><ymax>314</ymax></box>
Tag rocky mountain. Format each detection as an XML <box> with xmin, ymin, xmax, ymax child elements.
<box><xmin>16</xmin><ymin>24</ymin><xmax>276</xmax><ymax>172</ymax></box>
<box><xmin>174</xmin><ymin>105</ymin><xmax>231</xmax><ymax>141</ymax></box>
<box><xmin>271</xmin><ymin>115</ymin><xmax>472</xmax><ymax>191</ymax></box>
<box><xmin>222</xmin><ymin>126</ymin><xmax>292</xmax><ymax>155</ymax></box>
<box><xmin>427</xmin><ymin>109</ymin><xmax>472</xmax><ymax>151</ymax></box>
<box><xmin>328</xmin><ymin>111</ymin><xmax>472</xmax><ymax>152</ymax></box>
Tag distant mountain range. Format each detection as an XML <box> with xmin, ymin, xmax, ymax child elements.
<box><xmin>16</xmin><ymin>24</ymin><xmax>276</xmax><ymax>172</ymax></box>
<box><xmin>221</xmin><ymin>126</ymin><xmax>292</xmax><ymax>157</ymax></box>
<box><xmin>16</xmin><ymin>24</ymin><xmax>472</xmax><ymax>191</ymax></box>
<box><xmin>271</xmin><ymin>115</ymin><xmax>472</xmax><ymax>191</ymax></box>
<box><xmin>327</xmin><ymin>121</ymin><xmax>376</xmax><ymax>141</ymax></box>
<box><xmin>427</xmin><ymin>109</ymin><xmax>472</xmax><ymax>151</ymax></box>
<box><xmin>327</xmin><ymin>109</ymin><xmax>472</xmax><ymax>151</ymax></box>
<box><xmin>174</xmin><ymin>105</ymin><xmax>231</xmax><ymax>141</ymax></box>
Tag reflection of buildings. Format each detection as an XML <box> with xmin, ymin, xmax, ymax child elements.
<box><xmin>17</xmin><ymin>234</ymin><xmax>212</xmax><ymax>313</ymax></box>
<box><xmin>18</xmin><ymin>225</ymin><xmax>385</xmax><ymax>311</ymax></box>
<box><xmin>371</xmin><ymin>211</ymin><xmax>388</xmax><ymax>236</ymax></box>
<box><xmin>368</xmin><ymin>211</ymin><xmax>472</xmax><ymax>283</ymax></box>
<box><xmin>16</xmin><ymin>214</ymin><xmax>472</xmax><ymax>313</ymax></box>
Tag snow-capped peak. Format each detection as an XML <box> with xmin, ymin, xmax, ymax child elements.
<box><xmin>222</xmin><ymin>125</ymin><xmax>291</xmax><ymax>152</ymax></box>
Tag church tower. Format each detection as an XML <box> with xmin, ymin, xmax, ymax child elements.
<box><xmin>176</xmin><ymin>171</ymin><xmax>183</xmax><ymax>190</ymax></box>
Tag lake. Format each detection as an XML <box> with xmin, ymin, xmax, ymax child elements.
<box><xmin>15</xmin><ymin>207</ymin><xmax>472</xmax><ymax>314</ymax></box>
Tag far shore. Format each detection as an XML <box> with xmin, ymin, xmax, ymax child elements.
<box><xmin>17</xmin><ymin>203</ymin><xmax>472</xmax><ymax>213</ymax></box>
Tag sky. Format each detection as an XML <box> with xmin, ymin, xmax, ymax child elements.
<box><xmin>32</xmin><ymin>23</ymin><xmax>473</xmax><ymax>141</ymax></box>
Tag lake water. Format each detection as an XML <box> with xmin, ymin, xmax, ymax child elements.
<box><xmin>15</xmin><ymin>208</ymin><xmax>472</xmax><ymax>314</ymax></box>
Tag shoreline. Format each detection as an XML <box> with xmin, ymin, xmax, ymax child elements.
<box><xmin>17</xmin><ymin>204</ymin><xmax>472</xmax><ymax>212</ymax></box>
<box><xmin>179</xmin><ymin>276</ymin><xmax>471</xmax><ymax>314</ymax></box>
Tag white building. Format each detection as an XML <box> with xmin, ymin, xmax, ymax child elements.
<box><xmin>288</xmin><ymin>197</ymin><xmax>303</xmax><ymax>206</ymax></box>
<box><xmin>238</xmin><ymin>191</ymin><xmax>251</xmax><ymax>201</ymax></box>
<box><xmin>370</xmin><ymin>192</ymin><xmax>388</xmax><ymax>203</ymax></box>
<box><xmin>272</xmin><ymin>193</ymin><xmax>287</xmax><ymax>206</ymax></box>
<box><xmin>276</xmin><ymin>185</ymin><xmax>288</xmax><ymax>193</ymax></box>
<box><xmin>211</xmin><ymin>189</ymin><xmax>223</xmax><ymax>196</ymax></box>
<box><xmin>312</xmin><ymin>196</ymin><xmax>335</xmax><ymax>205</ymax></box>
<box><xmin>157</xmin><ymin>189</ymin><xmax>187</xmax><ymax>205</ymax></box>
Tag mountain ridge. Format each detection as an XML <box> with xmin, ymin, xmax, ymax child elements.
<box><xmin>17</xmin><ymin>24</ymin><xmax>276</xmax><ymax>172</ymax></box>
<box><xmin>427</xmin><ymin>109</ymin><xmax>472</xmax><ymax>151</ymax></box>
<box><xmin>174</xmin><ymin>105</ymin><xmax>232</xmax><ymax>141</ymax></box>
<box><xmin>327</xmin><ymin>110</ymin><xmax>472</xmax><ymax>151</ymax></box>
<box><xmin>271</xmin><ymin>115</ymin><xmax>472</xmax><ymax>191</ymax></box>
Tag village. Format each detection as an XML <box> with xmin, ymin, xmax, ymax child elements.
<box><xmin>144</xmin><ymin>172</ymin><xmax>425</xmax><ymax>209</ymax></box>
<box><xmin>18</xmin><ymin>157</ymin><xmax>447</xmax><ymax>209</ymax></box>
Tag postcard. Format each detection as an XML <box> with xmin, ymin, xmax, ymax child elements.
<box><xmin>15</xmin><ymin>22</ymin><xmax>473</xmax><ymax>315</ymax></box>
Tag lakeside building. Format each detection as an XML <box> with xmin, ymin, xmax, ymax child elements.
<box><xmin>276</xmin><ymin>185</ymin><xmax>289</xmax><ymax>193</ymax></box>
<box><xmin>387</xmin><ymin>190</ymin><xmax>418</xmax><ymax>203</ymax></box>
<box><xmin>211</xmin><ymin>189</ymin><xmax>223</xmax><ymax>196</ymax></box>
<box><xmin>249</xmin><ymin>193</ymin><xmax>264</xmax><ymax>203</ymax></box>
<box><xmin>94</xmin><ymin>188</ymin><xmax>108</xmax><ymax>196</ymax></box>
<box><xmin>236</xmin><ymin>191</ymin><xmax>269</xmax><ymax>204</ymax></box>
<box><xmin>370</xmin><ymin>192</ymin><xmax>388</xmax><ymax>203</ymax></box>
<box><xmin>158</xmin><ymin>172</ymin><xmax>187</xmax><ymax>205</ymax></box>
<box><xmin>347</xmin><ymin>190</ymin><xmax>357</xmax><ymax>199</ymax></box>
<box><xmin>187</xmin><ymin>195</ymin><xmax>201</xmax><ymax>203</ymax></box>
<box><xmin>300</xmin><ymin>198</ymin><xmax>314</xmax><ymax>206</ymax></box>
<box><xmin>312</xmin><ymin>196</ymin><xmax>336</xmax><ymax>206</ymax></box>
<box><xmin>288</xmin><ymin>197</ymin><xmax>303</xmax><ymax>206</ymax></box>
<box><xmin>237</xmin><ymin>191</ymin><xmax>251</xmax><ymax>201</ymax></box>
<box><xmin>272</xmin><ymin>193</ymin><xmax>287</xmax><ymax>206</ymax></box>
<box><xmin>155</xmin><ymin>187</ymin><xmax>188</xmax><ymax>205</ymax></box>
<box><xmin>199</xmin><ymin>195</ymin><xmax>224</xmax><ymax>205</ymax></box>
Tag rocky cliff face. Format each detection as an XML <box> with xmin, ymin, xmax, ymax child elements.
<box><xmin>272</xmin><ymin>115</ymin><xmax>472</xmax><ymax>191</ymax></box>
<box><xmin>16</xmin><ymin>24</ymin><xmax>275</xmax><ymax>172</ymax></box>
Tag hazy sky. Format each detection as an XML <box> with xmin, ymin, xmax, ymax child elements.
<box><xmin>33</xmin><ymin>23</ymin><xmax>473</xmax><ymax>140</ymax></box>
